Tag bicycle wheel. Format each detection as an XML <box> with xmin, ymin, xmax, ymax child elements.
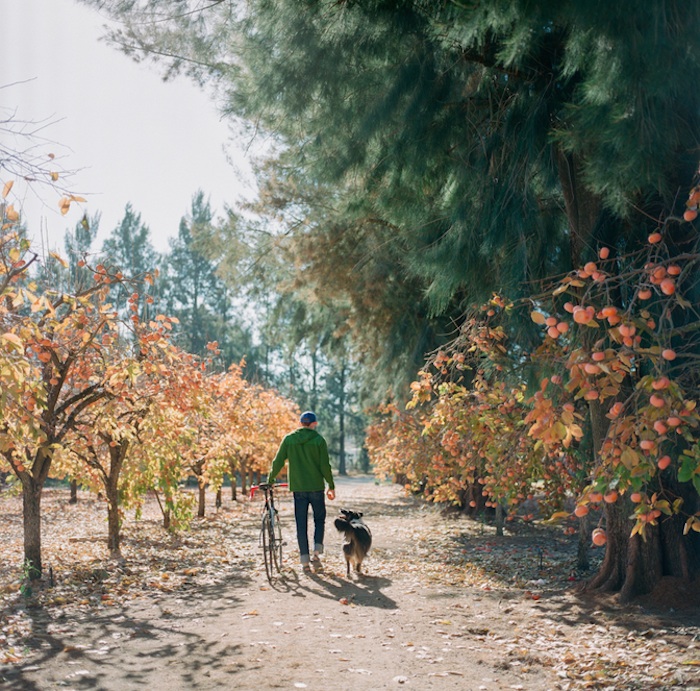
<box><xmin>261</xmin><ymin>513</ymin><xmax>275</xmax><ymax>583</ymax></box>
<box><xmin>270</xmin><ymin>508</ymin><xmax>283</xmax><ymax>572</ymax></box>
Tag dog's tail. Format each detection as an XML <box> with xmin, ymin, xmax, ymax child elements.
<box><xmin>350</xmin><ymin>522</ymin><xmax>372</xmax><ymax>552</ymax></box>
<box><xmin>335</xmin><ymin>517</ymin><xmax>372</xmax><ymax>551</ymax></box>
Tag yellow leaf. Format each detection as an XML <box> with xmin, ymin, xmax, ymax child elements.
<box><xmin>530</xmin><ymin>311</ymin><xmax>546</xmax><ymax>325</ymax></box>
<box><xmin>620</xmin><ymin>447</ymin><xmax>639</xmax><ymax>469</ymax></box>
<box><xmin>684</xmin><ymin>518</ymin><xmax>693</xmax><ymax>535</ymax></box>
<box><xmin>58</xmin><ymin>197</ymin><xmax>71</xmax><ymax>215</ymax></box>
<box><xmin>2</xmin><ymin>180</ymin><xmax>13</xmax><ymax>199</ymax></box>
<box><xmin>1</xmin><ymin>333</ymin><xmax>23</xmax><ymax>350</ymax></box>
<box><xmin>5</xmin><ymin>204</ymin><xmax>19</xmax><ymax>222</ymax></box>
<box><xmin>569</xmin><ymin>423</ymin><xmax>584</xmax><ymax>439</ymax></box>
<box><xmin>49</xmin><ymin>251</ymin><xmax>68</xmax><ymax>268</ymax></box>
<box><xmin>50</xmin><ymin>172</ymin><xmax>59</xmax><ymax>182</ymax></box>
<box><xmin>69</xmin><ymin>195</ymin><xmax>87</xmax><ymax>203</ymax></box>
<box><xmin>545</xmin><ymin>511</ymin><xmax>570</xmax><ymax>524</ymax></box>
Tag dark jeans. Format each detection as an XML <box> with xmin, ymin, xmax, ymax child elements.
<box><xmin>293</xmin><ymin>491</ymin><xmax>326</xmax><ymax>563</ymax></box>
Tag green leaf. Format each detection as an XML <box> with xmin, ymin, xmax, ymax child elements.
<box><xmin>678</xmin><ymin>456</ymin><xmax>695</xmax><ymax>483</ymax></box>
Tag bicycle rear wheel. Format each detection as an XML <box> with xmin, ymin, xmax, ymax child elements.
<box><xmin>261</xmin><ymin>513</ymin><xmax>275</xmax><ymax>582</ymax></box>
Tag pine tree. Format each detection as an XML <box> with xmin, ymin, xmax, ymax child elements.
<box><xmin>101</xmin><ymin>203</ymin><xmax>160</xmax><ymax>322</ymax></box>
<box><xmin>160</xmin><ymin>191</ymin><xmax>233</xmax><ymax>358</ymax></box>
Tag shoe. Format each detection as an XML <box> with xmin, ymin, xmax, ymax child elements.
<box><xmin>302</xmin><ymin>563</ymin><xmax>312</xmax><ymax>573</ymax></box>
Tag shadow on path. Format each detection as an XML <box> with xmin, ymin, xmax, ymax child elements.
<box><xmin>268</xmin><ymin>565</ymin><xmax>397</xmax><ymax>610</ymax></box>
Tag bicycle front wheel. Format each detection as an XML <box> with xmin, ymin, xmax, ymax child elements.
<box><xmin>261</xmin><ymin>512</ymin><xmax>275</xmax><ymax>582</ymax></box>
<box><xmin>270</xmin><ymin>508</ymin><xmax>283</xmax><ymax>572</ymax></box>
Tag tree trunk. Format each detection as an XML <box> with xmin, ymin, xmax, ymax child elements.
<box><xmin>240</xmin><ymin>461</ymin><xmax>248</xmax><ymax>496</ymax></box>
<box><xmin>577</xmin><ymin>513</ymin><xmax>590</xmax><ymax>571</ymax></box>
<box><xmin>311</xmin><ymin>348</ymin><xmax>318</xmax><ymax>411</ymax></box>
<box><xmin>338</xmin><ymin>360</ymin><xmax>347</xmax><ymax>476</ymax></box>
<box><xmin>555</xmin><ymin>148</ymin><xmax>602</xmax><ymax>266</ymax></box>
<box><xmin>106</xmin><ymin>486</ymin><xmax>121</xmax><ymax>559</ymax></box>
<box><xmin>69</xmin><ymin>479</ymin><xmax>78</xmax><ymax>504</ymax></box>
<box><xmin>586</xmin><ymin>496</ymin><xmax>630</xmax><ymax>594</ymax></box>
<box><xmin>227</xmin><ymin>459</ymin><xmax>238</xmax><ymax>500</ymax></box>
<box><xmin>495</xmin><ymin>503</ymin><xmax>505</xmax><ymax>537</ymax></box>
<box><xmin>105</xmin><ymin>442</ymin><xmax>127</xmax><ymax>559</ymax></box>
<box><xmin>198</xmin><ymin>481</ymin><xmax>206</xmax><ymax>518</ymax></box>
<box><xmin>22</xmin><ymin>477</ymin><xmax>43</xmax><ymax>580</ymax></box>
<box><xmin>163</xmin><ymin>508</ymin><xmax>171</xmax><ymax>531</ymax></box>
<box><xmin>216</xmin><ymin>488</ymin><xmax>222</xmax><ymax>509</ymax></box>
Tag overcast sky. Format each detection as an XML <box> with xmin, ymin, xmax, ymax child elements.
<box><xmin>2</xmin><ymin>0</ymin><xmax>255</xmax><ymax>254</ymax></box>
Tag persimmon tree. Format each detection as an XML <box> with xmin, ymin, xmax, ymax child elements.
<box><xmin>527</xmin><ymin>208</ymin><xmax>700</xmax><ymax>601</ymax></box>
<box><xmin>52</xmin><ymin>305</ymin><xmax>179</xmax><ymax>558</ymax></box>
<box><xmin>0</xmin><ymin>226</ymin><xmax>138</xmax><ymax>578</ymax></box>
<box><xmin>209</xmin><ymin>367</ymin><xmax>299</xmax><ymax>497</ymax></box>
<box><xmin>369</xmin><ymin>191</ymin><xmax>699</xmax><ymax>601</ymax></box>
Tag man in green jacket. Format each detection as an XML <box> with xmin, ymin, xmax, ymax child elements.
<box><xmin>268</xmin><ymin>411</ymin><xmax>335</xmax><ymax>571</ymax></box>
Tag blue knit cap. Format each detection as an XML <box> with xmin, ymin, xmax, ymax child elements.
<box><xmin>300</xmin><ymin>411</ymin><xmax>317</xmax><ymax>425</ymax></box>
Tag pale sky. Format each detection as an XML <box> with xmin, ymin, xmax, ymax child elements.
<box><xmin>2</xmin><ymin>0</ymin><xmax>255</xmax><ymax>254</ymax></box>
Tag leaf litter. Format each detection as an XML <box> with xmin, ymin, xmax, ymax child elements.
<box><xmin>0</xmin><ymin>480</ymin><xmax>698</xmax><ymax>690</ymax></box>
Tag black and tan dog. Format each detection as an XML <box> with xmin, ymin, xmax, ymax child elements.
<box><xmin>334</xmin><ymin>509</ymin><xmax>372</xmax><ymax>576</ymax></box>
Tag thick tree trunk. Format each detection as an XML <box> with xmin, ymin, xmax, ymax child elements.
<box><xmin>586</xmin><ymin>495</ymin><xmax>630</xmax><ymax>594</ymax></box>
<box><xmin>556</xmin><ymin>149</ymin><xmax>602</xmax><ymax>266</ymax></box>
<box><xmin>227</xmin><ymin>459</ymin><xmax>239</xmax><ymax>500</ymax></box>
<box><xmin>22</xmin><ymin>478</ymin><xmax>43</xmax><ymax>580</ymax></box>
<box><xmin>577</xmin><ymin>513</ymin><xmax>590</xmax><ymax>571</ymax></box>
<box><xmin>495</xmin><ymin>503</ymin><xmax>505</xmax><ymax>537</ymax></box>
<box><xmin>240</xmin><ymin>461</ymin><xmax>248</xmax><ymax>496</ymax></box>
<box><xmin>104</xmin><ymin>442</ymin><xmax>127</xmax><ymax>559</ymax></box>
<box><xmin>461</xmin><ymin>482</ymin><xmax>486</xmax><ymax>516</ymax></box>
<box><xmin>69</xmin><ymin>479</ymin><xmax>78</xmax><ymax>504</ymax></box>
<box><xmin>106</xmin><ymin>487</ymin><xmax>121</xmax><ymax>559</ymax></box>
<box><xmin>198</xmin><ymin>481</ymin><xmax>206</xmax><ymax>518</ymax></box>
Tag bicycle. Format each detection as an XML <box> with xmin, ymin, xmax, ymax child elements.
<box><xmin>249</xmin><ymin>482</ymin><xmax>288</xmax><ymax>582</ymax></box>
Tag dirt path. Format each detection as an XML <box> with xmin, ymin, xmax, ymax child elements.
<box><xmin>2</xmin><ymin>476</ymin><xmax>699</xmax><ymax>690</ymax></box>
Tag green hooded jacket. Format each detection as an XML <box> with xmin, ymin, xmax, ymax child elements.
<box><xmin>267</xmin><ymin>427</ymin><xmax>335</xmax><ymax>492</ymax></box>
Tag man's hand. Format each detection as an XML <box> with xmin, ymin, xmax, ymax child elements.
<box><xmin>327</xmin><ymin>489</ymin><xmax>336</xmax><ymax>501</ymax></box>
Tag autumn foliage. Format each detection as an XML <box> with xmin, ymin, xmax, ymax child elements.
<box><xmin>0</xmin><ymin>190</ymin><xmax>299</xmax><ymax>577</ymax></box>
<box><xmin>368</xmin><ymin>191</ymin><xmax>700</xmax><ymax>593</ymax></box>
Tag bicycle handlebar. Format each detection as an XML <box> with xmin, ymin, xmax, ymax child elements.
<box><xmin>249</xmin><ymin>482</ymin><xmax>288</xmax><ymax>500</ymax></box>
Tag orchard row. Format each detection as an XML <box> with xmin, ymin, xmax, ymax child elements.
<box><xmin>0</xmin><ymin>213</ymin><xmax>296</xmax><ymax>578</ymax></box>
